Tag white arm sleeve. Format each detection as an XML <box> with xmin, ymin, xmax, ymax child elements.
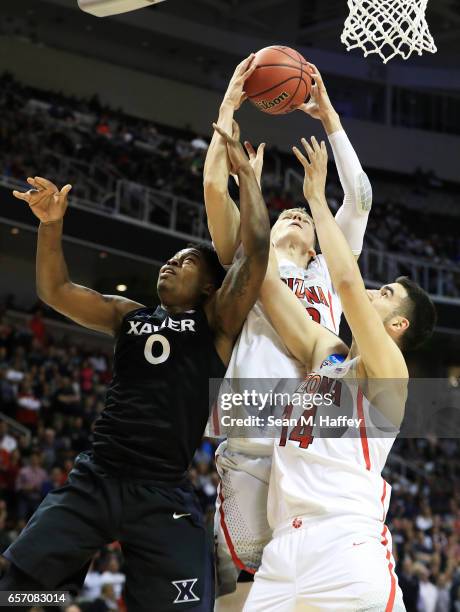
<box><xmin>328</xmin><ymin>129</ymin><xmax>372</xmax><ymax>256</ymax></box>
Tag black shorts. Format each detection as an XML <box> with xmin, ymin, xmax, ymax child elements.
<box><xmin>4</xmin><ymin>452</ymin><xmax>213</xmax><ymax>611</ymax></box>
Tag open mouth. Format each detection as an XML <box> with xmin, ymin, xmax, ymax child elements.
<box><xmin>289</xmin><ymin>221</ymin><xmax>303</xmax><ymax>229</ymax></box>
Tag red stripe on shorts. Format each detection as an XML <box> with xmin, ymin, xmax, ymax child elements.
<box><xmin>211</xmin><ymin>401</ymin><xmax>220</xmax><ymax>436</ymax></box>
<box><xmin>218</xmin><ymin>487</ymin><xmax>256</xmax><ymax>575</ymax></box>
<box><xmin>385</xmin><ymin>549</ymin><xmax>396</xmax><ymax>611</ymax></box>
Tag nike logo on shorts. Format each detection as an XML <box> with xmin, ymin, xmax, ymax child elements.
<box><xmin>352</xmin><ymin>541</ymin><xmax>366</xmax><ymax>546</ymax></box>
<box><xmin>173</xmin><ymin>512</ymin><xmax>191</xmax><ymax>520</ymax></box>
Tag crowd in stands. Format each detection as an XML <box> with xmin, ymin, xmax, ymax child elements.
<box><xmin>0</xmin><ymin>308</ymin><xmax>458</xmax><ymax>611</ymax></box>
<box><xmin>0</xmin><ymin>72</ymin><xmax>459</xmax><ymax>280</ymax></box>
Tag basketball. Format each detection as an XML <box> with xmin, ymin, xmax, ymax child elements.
<box><xmin>245</xmin><ymin>46</ymin><xmax>312</xmax><ymax>115</ymax></box>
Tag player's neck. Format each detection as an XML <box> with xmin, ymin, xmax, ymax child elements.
<box><xmin>160</xmin><ymin>302</ymin><xmax>197</xmax><ymax>315</ymax></box>
<box><xmin>274</xmin><ymin>244</ymin><xmax>312</xmax><ymax>268</ymax></box>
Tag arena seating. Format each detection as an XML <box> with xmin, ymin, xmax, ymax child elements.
<box><xmin>0</xmin><ymin>72</ymin><xmax>458</xmax><ymax>276</ymax></box>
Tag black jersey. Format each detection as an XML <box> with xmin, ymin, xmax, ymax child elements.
<box><xmin>92</xmin><ymin>306</ymin><xmax>225</xmax><ymax>481</ymax></box>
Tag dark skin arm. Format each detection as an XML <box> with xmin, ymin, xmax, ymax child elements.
<box><xmin>13</xmin><ymin>177</ymin><xmax>144</xmax><ymax>336</ymax></box>
<box><xmin>205</xmin><ymin>123</ymin><xmax>271</xmax><ymax>365</ymax></box>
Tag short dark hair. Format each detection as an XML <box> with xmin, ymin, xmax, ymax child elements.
<box><xmin>188</xmin><ymin>243</ymin><xmax>226</xmax><ymax>289</ymax></box>
<box><xmin>395</xmin><ymin>276</ymin><xmax>437</xmax><ymax>351</ymax></box>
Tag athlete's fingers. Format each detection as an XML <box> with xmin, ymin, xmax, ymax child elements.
<box><xmin>242</xmin><ymin>60</ymin><xmax>257</xmax><ymax>81</ymax></box>
<box><xmin>27</xmin><ymin>177</ymin><xmax>40</xmax><ymax>188</ymax></box>
<box><xmin>213</xmin><ymin>123</ymin><xmax>232</xmax><ymax>144</ymax></box>
<box><xmin>34</xmin><ymin>176</ymin><xmax>57</xmax><ymax>192</ymax></box>
<box><xmin>237</xmin><ymin>53</ymin><xmax>255</xmax><ymax>75</ymax></box>
<box><xmin>307</xmin><ymin>62</ymin><xmax>324</xmax><ymax>88</ymax></box>
<box><xmin>12</xmin><ymin>190</ymin><xmax>31</xmax><ymax>202</ymax></box>
<box><xmin>232</xmin><ymin>119</ymin><xmax>241</xmax><ymax>141</ymax></box>
<box><xmin>257</xmin><ymin>142</ymin><xmax>266</xmax><ymax>158</ymax></box>
<box><xmin>59</xmin><ymin>184</ymin><xmax>72</xmax><ymax>198</ymax></box>
<box><xmin>244</xmin><ymin>141</ymin><xmax>256</xmax><ymax>159</ymax></box>
<box><xmin>311</xmin><ymin>136</ymin><xmax>321</xmax><ymax>153</ymax></box>
<box><xmin>301</xmin><ymin>137</ymin><xmax>315</xmax><ymax>162</ymax></box>
<box><xmin>320</xmin><ymin>141</ymin><xmax>328</xmax><ymax>158</ymax></box>
<box><xmin>292</xmin><ymin>146</ymin><xmax>310</xmax><ymax>169</ymax></box>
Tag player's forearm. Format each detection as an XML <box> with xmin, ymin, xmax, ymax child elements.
<box><xmin>328</xmin><ymin>127</ymin><xmax>372</xmax><ymax>256</ymax></box>
<box><xmin>203</xmin><ymin>104</ymin><xmax>241</xmax><ymax>263</ymax></box>
<box><xmin>36</xmin><ymin>220</ymin><xmax>71</xmax><ymax>304</ymax></box>
<box><xmin>308</xmin><ymin>194</ymin><xmax>360</xmax><ymax>289</ymax></box>
<box><xmin>261</xmin><ymin>272</ymin><xmax>317</xmax><ymax>368</ymax></box>
<box><xmin>237</xmin><ymin>165</ymin><xmax>270</xmax><ymax>258</ymax></box>
<box><xmin>203</xmin><ymin>102</ymin><xmax>234</xmax><ymax>185</ymax></box>
<box><xmin>320</xmin><ymin>108</ymin><xmax>342</xmax><ymax>136</ymax></box>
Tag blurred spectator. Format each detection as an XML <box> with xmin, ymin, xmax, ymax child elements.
<box><xmin>89</xmin><ymin>583</ymin><xmax>119</xmax><ymax>612</ymax></box>
<box><xmin>0</xmin><ymin>368</ymin><xmax>15</xmax><ymax>414</ymax></box>
<box><xmin>435</xmin><ymin>574</ymin><xmax>451</xmax><ymax>612</ymax></box>
<box><xmin>38</xmin><ymin>427</ymin><xmax>58</xmax><ymax>469</ymax></box>
<box><xmin>41</xmin><ymin>466</ymin><xmax>65</xmax><ymax>497</ymax></box>
<box><xmin>399</xmin><ymin>556</ymin><xmax>420</xmax><ymax>610</ymax></box>
<box><xmin>0</xmin><ymin>421</ymin><xmax>17</xmax><ymax>454</ymax></box>
<box><xmin>100</xmin><ymin>555</ymin><xmax>125</xmax><ymax>600</ymax></box>
<box><xmin>82</xmin><ymin>560</ymin><xmax>105</xmax><ymax>601</ymax></box>
<box><xmin>0</xmin><ymin>500</ymin><xmax>12</xmax><ymax>553</ymax></box>
<box><xmin>28</xmin><ymin>308</ymin><xmax>46</xmax><ymax>345</ymax></box>
<box><xmin>53</xmin><ymin>376</ymin><xmax>81</xmax><ymax>416</ymax></box>
<box><xmin>15</xmin><ymin>450</ymin><xmax>47</xmax><ymax>520</ymax></box>
<box><xmin>416</xmin><ymin>562</ymin><xmax>438</xmax><ymax>612</ymax></box>
<box><xmin>16</xmin><ymin>381</ymin><xmax>41</xmax><ymax>429</ymax></box>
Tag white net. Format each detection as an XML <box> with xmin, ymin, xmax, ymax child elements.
<box><xmin>341</xmin><ymin>0</ymin><xmax>437</xmax><ymax>63</ymax></box>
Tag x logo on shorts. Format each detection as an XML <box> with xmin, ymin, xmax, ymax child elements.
<box><xmin>172</xmin><ymin>578</ymin><xmax>200</xmax><ymax>604</ymax></box>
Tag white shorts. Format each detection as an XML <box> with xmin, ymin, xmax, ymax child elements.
<box><xmin>214</xmin><ymin>441</ymin><xmax>272</xmax><ymax>597</ymax></box>
<box><xmin>243</xmin><ymin>515</ymin><xmax>406</xmax><ymax>612</ymax></box>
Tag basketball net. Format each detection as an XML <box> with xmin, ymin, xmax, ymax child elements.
<box><xmin>341</xmin><ymin>0</ymin><xmax>437</xmax><ymax>63</ymax></box>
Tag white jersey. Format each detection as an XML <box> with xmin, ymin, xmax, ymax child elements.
<box><xmin>267</xmin><ymin>357</ymin><xmax>398</xmax><ymax>529</ymax></box>
<box><xmin>209</xmin><ymin>254</ymin><xmax>342</xmax><ymax>455</ymax></box>
<box><xmin>278</xmin><ymin>255</ymin><xmax>341</xmax><ymax>334</ymax></box>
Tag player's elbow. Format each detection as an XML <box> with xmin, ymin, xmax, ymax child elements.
<box><xmin>36</xmin><ymin>282</ymin><xmax>69</xmax><ymax>309</ymax></box>
<box><xmin>248</xmin><ymin>232</ymin><xmax>270</xmax><ymax>261</ymax></box>
<box><xmin>36</xmin><ymin>284</ymin><xmax>54</xmax><ymax>306</ymax></box>
<box><xmin>203</xmin><ymin>176</ymin><xmax>227</xmax><ymax>200</ymax></box>
<box><xmin>336</xmin><ymin>271</ymin><xmax>358</xmax><ymax>294</ymax></box>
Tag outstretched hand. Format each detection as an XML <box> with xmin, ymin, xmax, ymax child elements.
<box><xmin>298</xmin><ymin>63</ymin><xmax>334</xmax><ymax>121</ymax></box>
<box><xmin>243</xmin><ymin>140</ymin><xmax>265</xmax><ymax>188</ymax></box>
<box><xmin>213</xmin><ymin>121</ymin><xmax>252</xmax><ymax>175</ymax></box>
<box><xmin>13</xmin><ymin>177</ymin><xmax>72</xmax><ymax>224</ymax></box>
<box><xmin>293</xmin><ymin>136</ymin><xmax>328</xmax><ymax>203</ymax></box>
<box><xmin>222</xmin><ymin>54</ymin><xmax>257</xmax><ymax>111</ymax></box>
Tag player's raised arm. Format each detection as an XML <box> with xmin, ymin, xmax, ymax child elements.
<box><xmin>209</xmin><ymin>122</ymin><xmax>270</xmax><ymax>346</ymax></box>
<box><xmin>260</xmin><ymin>246</ymin><xmax>347</xmax><ymax>371</ymax></box>
<box><xmin>299</xmin><ymin>64</ymin><xmax>372</xmax><ymax>258</ymax></box>
<box><xmin>292</xmin><ymin>138</ymin><xmax>407</xmax><ymax>381</ymax></box>
<box><xmin>13</xmin><ymin>177</ymin><xmax>144</xmax><ymax>336</ymax></box>
<box><xmin>203</xmin><ymin>55</ymin><xmax>264</xmax><ymax>265</ymax></box>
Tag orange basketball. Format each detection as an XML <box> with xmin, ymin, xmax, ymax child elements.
<box><xmin>245</xmin><ymin>46</ymin><xmax>312</xmax><ymax>116</ymax></box>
